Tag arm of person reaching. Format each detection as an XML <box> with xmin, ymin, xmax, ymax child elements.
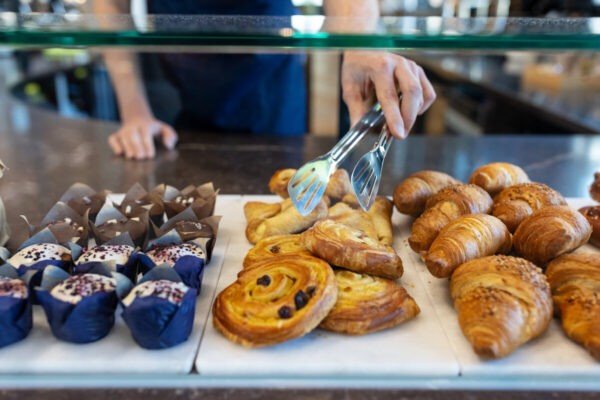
<box><xmin>93</xmin><ymin>0</ymin><xmax>177</xmax><ymax>159</ymax></box>
<box><xmin>323</xmin><ymin>0</ymin><xmax>436</xmax><ymax>139</ymax></box>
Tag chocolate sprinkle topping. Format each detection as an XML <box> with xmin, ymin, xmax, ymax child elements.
<box><xmin>256</xmin><ymin>275</ymin><xmax>271</xmax><ymax>286</ymax></box>
<box><xmin>278</xmin><ymin>305</ymin><xmax>292</xmax><ymax>319</ymax></box>
<box><xmin>294</xmin><ymin>290</ymin><xmax>309</xmax><ymax>310</ymax></box>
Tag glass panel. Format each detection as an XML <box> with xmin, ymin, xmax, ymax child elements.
<box><xmin>0</xmin><ymin>14</ymin><xmax>598</xmax><ymax>50</ymax></box>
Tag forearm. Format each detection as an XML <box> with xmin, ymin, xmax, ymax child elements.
<box><xmin>93</xmin><ymin>0</ymin><xmax>152</xmax><ymax>121</ymax></box>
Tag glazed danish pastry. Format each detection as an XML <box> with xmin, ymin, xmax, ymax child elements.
<box><xmin>212</xmin><ymin>255</ymin><xmax>337</xmax><ymax>347</ymax></box>
<box><xmin>320</xmin><ymin>269</ymin><xmax>420</xmax><ymax>335</ymax></box>
<box><xmin>326</xmin><ymin>202</ymin><xmax>378</xmax><ymax>241</ymax></box>
<box><xmin>469</xmin><ymin>162</ymin><xmax>530</xmax><ymax>195</ymax></box>
<box><xmin>244</xmin><ymin>198</ymin><xmax>328</xmax><ymax>244</ymax></box>
<box><xmin>302</xmin><ymin>219</ymin><xmax>403</xmax><ymax>280</ymax></box>
<box><xmin>243</xmin><ymin>234</ymin><xmax>312</xmax><ymax>268</ymax></box>
<box><xmin>546</xmin><ymin>253</ymin><xmax>600</xmax><ymax>360</ymax></box>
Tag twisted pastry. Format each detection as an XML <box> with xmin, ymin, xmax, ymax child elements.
<box><xmin>425</xmin><ymin>214</ymin><xmax>512</xmax><ymax>278</ymax></box>
<box><xmin>450</xmin><ymin>255</ymin><xmax>553</xmax><ymax>359</ymax></box>
<box><xmin>469</xmin><ymin>162</ymin><xmax>530</xmax><ymax>195</ymax></box>
<box><xmin>393</xmin><ymin>171</ymin><xmax>460</xmax><ymax>216</ymax></box>
<box><xmin>408</xmin><ymin>184</ymin><xmax>493</xmax><ymax>254</ymax></box>
<box><xmin>268</xmin><ymin>168</ymin><xmax>352</xmax><ymax>201</ymax></box>
<box><xmin>513</xmin><ymin>205</ymin><xmax>592</xmax><ymax>266</ymax></box>
<box><xmin>268</xmin><ymin>169</ymin><xmax>296</xmax><ymax>198</ymax></box>
<box><xmin>244</xmin><ymin>198</ymin><xmax>328</xmax><ymax>244</ymax></box>
<box><xmin>213</xmin><ymin>255</ymin><xmax>337</xmax><ymax>347</ymax></box>
<box><xmin>326</xmin><ymin>202</ymin><xmax>378</xmax><ymax>241</ymax></box>
<box><xmin>302</xmin><ymin>219</ymin><xmax>403</xmax><ymax>280</ymax></box>
<box><xmin>492</xmin><ymin>183</ymin><xmax>566</xmax><ymax>232</ymax></box>
<box><xmin>367</xmin><ymin>196</ymin><xmax>394</xmax><ymax>245</ymax></box>
<box><xmin>243</xmin><ymin>234</ymin><xmax>312</xmax><ymax>268</ymax></box>
<box><xmin>320</xmin><ymin>269</ymin><xmax>419</xmax><ymax>335</ymax></box>
<box><xmin>546</xmin><ymin>253</ymin><xmax>600</xmax><ymax>360</ymax></box>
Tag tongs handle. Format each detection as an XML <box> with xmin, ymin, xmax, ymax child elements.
<box><xmin>328</xmin><ymin>103</ymin><xmax>385</xmax><ymax>163</ymax></box>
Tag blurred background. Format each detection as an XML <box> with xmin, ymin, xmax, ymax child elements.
<box><xmin>0</xmin><ymin>0</ymin><xmax>599</xmax><ymax>139</ymax></box>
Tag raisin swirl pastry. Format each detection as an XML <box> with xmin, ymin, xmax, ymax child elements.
<box><xmin>320</xmin><ymin>269</ymin><xmax>420</xmax><ymax>335</ymax></box>
<box><xmin>302</xmin><ymin>219</ymin><xmax>403</xmax><ymax>280</ymax></box>
<box><xmin>243</xmin><ymin>234</ymin><xmax>312</xmax><ymax>268</ymax></box>
<box><xmin>213</xmin><ymin>255</ymin><xmax>337</xmax><ymax>347</ymax></box>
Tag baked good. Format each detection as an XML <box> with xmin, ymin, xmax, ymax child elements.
<box><xmin>579</xmin><ymin>206</ymin><xmax>600</xmax><ymax>248</ymax></box>
<box><xmin>213</xmin><ymin>255</ymin><xmax>337</xmax><ymax>347</ymax></box>
<box><xmin>425</xmin><ymin>214</ymin><xmax>512</xmax><ymax>278</ymax></box>
<box><xmin>590</xmin><ymin>172</ymin><xmax>600</xmax><ymax>202</ymax></box>
<box><xmin>268</xmin><ymin>169</ymin><xmax>296</xmax><ymax>198</ymax></box>
<box><xmin>146</xmin><ymin>243</ymin><xmax>206</xmax><ymax>267</ymax></box>
<box><xmin>0</xmin><ymin>275</ymin><xmax>32</xmax><ymax>348</ymax></box>
<box><xmin>450</xmin><ymin>255</ymin><xmax>553</xmax><ymax>359</ymax></box>
<box><xmin>268</xmin><ymin>168</ymin><xmax>352</xmax><ymax>201</ymax></box>
<box><xmin>513</xmin><ymin>205</ymin><xmax>592</xmax><ymax>266</ymax></box>
<box><xmin>76</xmin><ymin>244</ymin><xmax>134</xmax><ymax>267</ymax></box>
<box><xmin>36</xmin><ymin>218</ymin><xmax>87</xmax><ymax>244</ymax></box>
<box><xmin>326</xmin><ymin>202</ymin><xmax>378</xmax><ymax>241</ymax></box>
<box><xmin>95</xmin><ymin>216</ymin><xmax>146</xmax><ymax>246</ymax></box>
<box><xmin>8</xmin><ymin>243</ymin><xmax>71</xmax><ymax>267</ymax></box>
<box><xmin>37</xmin><ymin>273</ymin><xmax>119</xmax><ymax>343</ymax></box>
<box><xmin>367</xmin><ymin>196</ymin><xmax>394</xmax><ymax>245</ymax></box>
<box><xmin>341</xmin><ymin>193</ymin><xmax>360</xmax><ymax>208</ymax></box>
<box><xmin>302</xmin><ymin>219</ymin><xmax>403</xmax><ymax>280</ymax></box>
<box><xmin>408</xmin><ymin>184</ymin><xmax>493</xmax><ymax>254</ymax></box>
<box><xmin>492</xmin><ymin>183</ymin><xmax>566</xmax><ymax>232</ymax></box>
<box><xmin>122</xmin><ymin>278</ymin><xmax>196</xmax><ymax>349</ymax></box>
<box><xmin>173</xmin><ymin>220</ymin><xmax>214</xmax><ymax>242</ymax></box>
<box><xmin>469</xmin><ymin>162</ymin><xmax>529</xmax><ymax>195</ymax></box>
<box><xmin>319</xmin><ymin>269</ymin><xmax>420</xmax><ymax>335</ymax></box>
<box><xmin>243</xmin><ymin>234</ymin><xmax>311</xmax><ymax>268</ymax></box>
<box><xmin>244</xmin><ymin>198</ymin><xmax>328</xmax><ymax>244</ymax></box>
<box><xmin>393</xmin><ymin>171</ymin><xmax>460</xmax><ymax>216</ymax></box>
<box><xmin>546</xmin><ymin>253</ymin><xmax>600</xmax><ymax>360</ymax></box>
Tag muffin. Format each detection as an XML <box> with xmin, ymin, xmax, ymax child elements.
<box><xmin>0</xmin><ymin>273</ymin><xmax>32</xmax><ymax>348</ymax></box>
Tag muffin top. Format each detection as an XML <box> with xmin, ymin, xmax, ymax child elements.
<box><xmin>76</xmin><ymin>244</ymin><xmax>134</xmax><ymax>266</ymax></box>
<box><xmin>0</xmin><ymin>276</ymin><xmax>28</xmax><ymax>299</ymax></box>
<box><xmin>123</xmin><ymin>279</ymin><xmax>189</xmax><ymax>307</ymax></box>
<box><xmin>146</xmin><ymin>243</ymin><xmax>205</xmax><ymax>267</ymax></box>
<box><xmin>8</xmin><ymin>243</ymin><xmax>71</xmax><ymax>267</ymax></box>
<box><xmin>50</xmin><ymin>274</ymin><xmax>115</xmax><ymax>304</ymax></box>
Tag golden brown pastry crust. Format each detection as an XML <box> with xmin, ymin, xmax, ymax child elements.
<box><xmin>450</xmin><ymin>255</ymin><xmax>553</xmax><ymax>359</ymax></box>
<box><xmin>302</xmin><ymin>219</ymin><xmax>403</xmax><ymax>280</ymax></box>
<box><xmin>492</xmin><ymin>183</ymin><xmax>566</xmax><ymax>232</ymax></box>
<box><xmin>267</xmin><ymin>168</ymin><xmax>351</xmax><ymax>202</ymax></box>
<box><xmin>590</xmin><ymin>172</ymin><xmax>600</xmax><ymax>202</ymax></box>
<box><xmin>213</xmin><ymin>255</ymin><xmax>337</xmax><ymax>347</ymax></box>
<box><xmin>326</xmin><ymin>202</ymin><xmax>378</xmax><ymax>241</ymax></box>
<box><xmin>268</xmin><ymin>169</ymin><xmax>296</xmax><ymax>198</ymax></box>
<box><xmin>469</xmin><ymin>162</ymin><xmax>530</xmax><ymax>195</ymax></box>
<box><xmin>579</xmin><ymin>206</ymin><xmax>600</xmax><ymax>248</ymax></box>
<box><xmin>393</xmin><ymin>171</ymin><xmax>460</xmax><ymax>216</ymax></box>
<box><xmin>513</xmin><ymin>205</ymin><xmax>592</xmax><ymax>266</ymax></box>
<box><xmin>408</xmin><ymin>184</ymin><xmax>493</xmax><ymax>254</ymax></box>
<box><xmin>425</xmin><ymin>214</ymin><xmax>512</xmax><ymax>278</ymax></box>
<box><xmin>320</xmin><ymin>269</ymin><xmax>420</xmax><ymax>335</ymax></box>
<box><xmin>546</xmin><ymin>253</ymin><xmax>600</xmax><ymax>360</ymax></box>
<box><xmin>341</xmin><ymin>193</ymin><xmax>360</xmax><ymax>208</ymax></box>
<box><xmin>244</xmin><ymin>198</ymin><xmax>328</xmax><ymax>244</ymax></box>
<box><xmin>243</xmin><ymin>234</ymin><xmax>312</xmax><ymax>268</ymax></box>
<box><xmin>367</xmin><ymin>196</ymin><xmax>394</xmax><ymax>245</ymax></box>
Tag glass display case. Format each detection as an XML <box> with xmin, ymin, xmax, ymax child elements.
<box><xmin>0</xmin><ymin>1</ymin><xmax>599</xmax><ymax>398</ymax></box>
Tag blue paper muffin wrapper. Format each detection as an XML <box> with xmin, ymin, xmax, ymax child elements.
<box><xmin>0</xmin><ymin>294</ymin><xmax>32</xmax><ymax>348</ymax></box>
<box><xmin>121</xmin><ymin>287</ymin><xmax>197</xmax><ymax>349</ymax></box>
<box><xmin>138</xmin><ymin>254</ymin><xmax>205</xmax><ymax>293</ymax></box>
<box><xmin>18</xmin><ymin>260</ymin><xmax>70</xmax><ymax>305</ymax></box>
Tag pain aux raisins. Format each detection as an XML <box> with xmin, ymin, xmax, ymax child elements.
<box><xmin>294</xmin><ymin>290</ymin><xmax>309</xmax><ymax>310</ymax></box>
<box><xmin>278</xmin><ymin>305</ymin><xmax>292</xmax><ymax>319</ymax></box>
<box><xmin>256</xmin><ymin>275</ymin><xmax>271</xmax><ymax>286</ymax></box>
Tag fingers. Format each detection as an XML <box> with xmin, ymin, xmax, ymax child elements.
<box><xmin>139</xmin><ymin>125</ymin><xmax>156</xmax><ymax>159</ymax></box>
<box><xmin>341</xmin><ymin>67</ymin><xmax>368</xmax><ymax>128</ymax></box>
<box><xmin>108</xmin><ymin>134</ymin><xmax>123</xmax><ymax>155</ymax></box>
<box><xmin>394</xmin><ymin>59</ymin><xmax>423</xmax><ymax>137</ymax></box>
<box><xmin>160</xmin><ymin>123</ymin><xmax>178</xmax><ymax>150</ymax></box>
<box><xmin>372</xmin><ymin>61</ymin><xmax>404</xmax><ymax>139</ymax></box>
<box><xmin>417</xmin><ymin>66</ymin><xmax>436</xmax><ymax>115</ymax></box>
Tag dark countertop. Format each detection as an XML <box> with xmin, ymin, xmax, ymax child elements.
<box><xmin>1</xmin><ymin>92</ymin><xmax>600</xmax><ymax>398</ymax></box>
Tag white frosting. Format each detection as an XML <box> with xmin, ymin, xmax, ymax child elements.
<box><xmin>146</xmin><ymin>244</ymin><xmax>205</xmax><ymax>267</ymax></box>
<box><xmin>50</xmin><ymin>274</ymin><xmax>115</xmax><ymax>304</ymax></box>
<box><xmin>0</xmin><ymin>276</ymin><xmax>28</xmax><ymax>299</ymax></box>
<box><xmin>8</xmin><ymin>243</ymin><xmax>70</xmax><ymax>267</ymax></box>
<box><xmin>122</xmin><ymin>279</ymin><xmax>189</xmax><ymax>307</ymax></box>
<box><xmin>76</xmin><ymin>244</ymin><xmax>134</xmax><ymax>266</ymax></box>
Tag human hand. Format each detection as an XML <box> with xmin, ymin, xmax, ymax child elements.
<box><xmin>342</xmin><ymin>51</ymin><xmax>436</xmax><ymax>139</ymax></box>
<box><xmin>108</xmin><ymin>116</ymin><xmax>178</xmax><ymax>160</ymax></box>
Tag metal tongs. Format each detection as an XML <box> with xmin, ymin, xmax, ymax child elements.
<box><xmin>288</xmin><ymin>102</ymin><xmax>386</xmax><ymax>216</ymax></box>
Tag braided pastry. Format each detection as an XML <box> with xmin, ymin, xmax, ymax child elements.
<box><xmin>546</xmin><ymin>253</ymin><xmax>600</xmax><ymax>360</ymax></box>
<box><xmin>213</xmin><ymin>255</ymin><xmax>337</xmax><ymax>347</ymax></box>
<box><xmin>469</xmin><ymin>162</ymin><xmax>529</xmax><ymax>195</ymax></box>
<box><xmin>513</xmin><ymin>205</ymin><xmax>592</xmax><ymax>266</ymax></box>
<box><xmin>243</xmin><ymin>234</ymin><xmax>312</xmax><ymax>268</ymax></box>
<box><xmin>450</xmin><ymin>255</ymin><xmax>553</xmax><ymax>359</ymax></box>
<box><xmin>320</xmin><ymin>269</ymin><xmax>420</xmax><ymax>335</ymax></box>
<box><xmin>393</xmin><ymin>171</ymin><xmax>460</xmax><ymax>216</ymax></box>
<box><xmin>302</xmin><ymin>219</ymin><xmax>403</xmax><ymax>280</ymax></box>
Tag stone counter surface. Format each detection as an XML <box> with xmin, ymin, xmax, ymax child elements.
<box><xmin>0</xmin><ymin>95</ymin><xmax>599</xmax><ymax>398</ymax></box>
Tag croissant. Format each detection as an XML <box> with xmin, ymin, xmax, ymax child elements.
<box><xmin>341</xmin><ymin>193</ymin><xmax>360</xmax><ymax>208</ymax></box>
<box><xmin>408</xmin><ymin>184</ymin><xmax>493</xmax><ymax>254</ymax></box>
<box><xmin>492</xmin><ymin>183</ymin><xmax>566</xmax><ymax>232</ymax></box>
<box><xmin>546</xmin><ymin>253</ymin><xmax>600</xmax><ymax>360</ymax></box>
<box><xmin>450</xmin><ymin>255</ymin><xmax>553</xmax><ymax>359</ymax></box>
<box><xmin>393</xmin><ymin>171</ymin><xmax>460</xmax><ymax>216</ymax></box>
<box><xmin>326</xmin><ymin>202</ymin><xmax>378</xmax><ymax>241</ymax></box>
<box><xmin>425</xmin><ymin>214</ymin><xmax>512</xmax><ymax>278</ymax></box>
<box><xmin>513</xmin><ymin>205</ymin><xmax>592</xmax><ymax>266</ymax></box>
<box><xmin>367</xmin><ymin>196</ymin><xmax>394</xmax><ymax>245</ymax></box>
<box><xmin>268</xmin><ymin>168</ymin><xmax>351</xmax><ymax>201</ymax></box>
<box><xmin>469</xmin><ymin>162</ymin><xmax>529</xmax><ymax>195</ymax></box>
<box><xmin>320</xmin><ymin>269</ymin><xmax>420</xmax><ymax>335</ymax></box>
<box><xmin>244</xmin><ymin>198</ymin><xmax>328</xmax><ymax>244</ymax></box>
<box><xmin>579</xmin><ymin>206</ymin><xmax>600</xmax><ymax>248</ymax></box>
